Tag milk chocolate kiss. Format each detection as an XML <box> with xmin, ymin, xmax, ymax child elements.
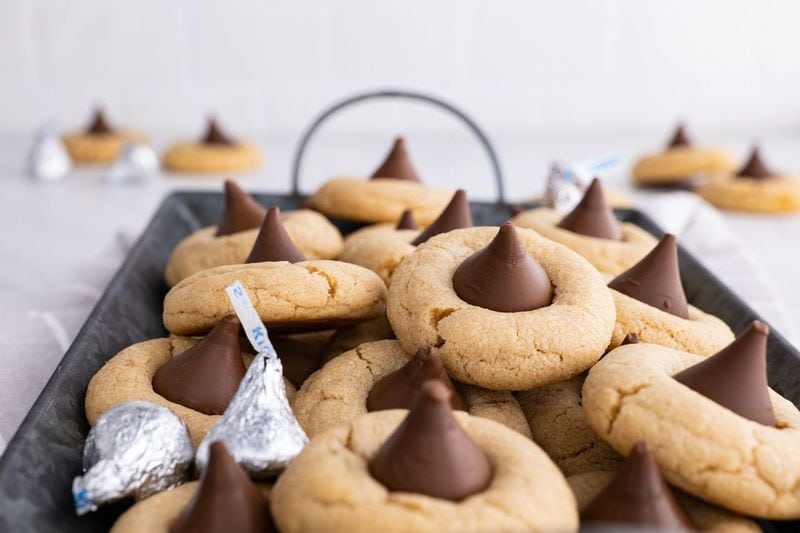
<box><xmin>737</xmin><ymin>146</ymin><xmax>775</xmax><ymax>179</ymax></box>
<box><xmin>621</xmin><ymin>332</ymin><xmax>640</xmax><ymax>346</ymax></box>
<box><xmin>370</xmin><ymin>137</ymin><xmax>421</xmax><ymax>182</ymax></box>
<box><xmin>170</xmin><ymin>442</ymin><xmax>272</xmax><ymax>533</ymax></box>
<box><xmin>667</xmin><ymin>124</ymin><xmax>691</xmax><ymax>148</ymax></box>
<box><xmin>203</xmin><ymin>117</ymin><xmax>234</xmax><ymax>146</ymax></box>
<box><xmin>244</xmin><ymin>206</ymin><xmax>307</xmax><ymax>264</ymax></box>
<box><xmin>608</xmin><ymin>234</ymin><xmax>689</xmax><ymax>319</ymax></box>
<box><xmin>582</xmin><ymin>441</ymin><xmax>695</xmax><ymax>530</ymax></box>
<box><xmin>86</xmin><ymin>108</ymin><xmax>113</xmax><ymax>135</ymax></box>
<box><xmin>557</xmin><ymin>178</ymin><xmax>622</xmax><ymax>240</ymax></box>
<box><xmin>369</xmin><ymin>380</ymin><xmax>492</xmax><ymax>501</ymax></box>
<box><xmin>215</xmin><ymin>181</ymin><xmax>266</xmax><ymax>237</ymax></box>
<box><xmin>396</xmin><ymin>209</ymin><xmax>419</xmax><ymax>230</ymax></box>
<box><xmin>674</xmin><ymin>321</ymin><xmax>775</xmax><ymax>426</ymax></box>
<box><xmin>153</xmin><ymin>315</ymin><xmax>246</xmax><ymax>415</ymax></box>
<box><xmin>367</xmin><ymin>346</ymin><xmax>467</xmax><ymax>412</ymax></box>
<box><xmin>411</xmin><ymin>190</ymin><xmax>473</xmax><ymax>246</ymax></box>
<box><xmin>453</xmin><ymin>222</ymin><xmax>553</xmax><ymax>312</ymax></box>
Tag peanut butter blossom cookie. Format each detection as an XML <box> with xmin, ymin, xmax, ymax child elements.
<box><xmin>293</xmin><ymin>340</ymin><xmax>531</xmax><ymax>438</ymax></box>
<box><xmin>583</xmin><ymin>321</ymin><xmax>800</xmax><ymax>519</ymax></box>
<box><xmin>388</xmin><ymin>223</ymin><xmax>615</xmax><ymax>390</ymax></box>
<box><xmin>607</xmin><ymin>233</ymin><xmax>733</xmax><ymax>354</ymax></box>
<box><xmin>309</xmin><ymin>136</ymin><xmax>454</xmax><ymax>224</ymax></box>
<box><xmin>165</xmin><ymin>182</ymin><xmax>343</xmax><ymax>286</ymax></box>
<box><xmin>86</xmin><ymin>316</ymin><xmax>296</xmax><ymax>447</ymax></box>
<box><xmin>271</xmin><ymin>380</ymin><xmax>578</xmax><ymax>532</ymax></box>
<box><xmin>111</xmin><ymin>442</ymin><xmax>274</xmax><ymax>533</ymax></box>
<box><xmin>62</xmin><ymin>108</ymin><xmax>148</xmax><ymax>165</ymax></box>
<box><xmin>512</xmin><ymin>178</ymin><xmax>657</xmax><ymax>276</ymax></box>
<box><xmin>632</xmin><ymin>124</ymin><xmax>736</xmax><ymax>188</ymax></box>
<box><xmin>697</xmin><ymin>145</ymin><xmax>800</xmax><ymax>213</ymax></box>
<box><xmin>163</xmin><ymin>117</ymin><xmax>261</xmax><ymax>173</ymax></box>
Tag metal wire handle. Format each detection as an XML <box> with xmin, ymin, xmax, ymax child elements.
<box><xmin>290</xmin><ymin>88</ymin><xmax>506</xmax><ymax>204</ymax></box>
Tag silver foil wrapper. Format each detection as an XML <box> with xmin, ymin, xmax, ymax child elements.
<box><xmin>72</xmin><ymin>401</ymin><xmax>193</xmax><ymax>516</ymax></box>
<box><xmin>544</xmin><ymin>162</ymin><xmax>585</xmax><ymax>213</ymax></box>
<box><xmin>195</xmin><ymin>350</ymin><xmax>308</xmax><ymax>479</ymax></box>
<box><xmin>26</xmin><ymin>124</ymin><xmax>72</xmax><ymax>181</ymax></box>
<box><xmin>106</xmin><ymin>142</ymin><xmax>159</xmax><ymax>185</ymax></box>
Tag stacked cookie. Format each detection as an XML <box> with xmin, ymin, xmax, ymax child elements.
<box><xmin>83</xmin><ymin>148</ymin><xmax>799</xmax><ymax>531</ymax></box>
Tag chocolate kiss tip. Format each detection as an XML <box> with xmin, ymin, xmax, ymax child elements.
<box><xmin>667</xmin><ymin>123</ymin><xmax>691</xmax><ymax>148</ymax></box>
<box><xmin>411</xmin><ymin>189</ymin><xmax>473</xmax><ymax>246</ymax></box>
<box><xmin>453</xmin><ymin>222</ymin><xmax>553</xmax><ymax>312</ymax></box>
<box><xmin>203</xmin><ymin>116</ymin><xmax>234</xmax><ymax>145</ymax></box>
<box><xmin>366</xmin><ymin>346</ymin><xmax>467</xmax><ymax>412</ymax></box>
<box><xmin>244</xmin><ymin>206</ymin><xmax>307</xmax><ymax>264</ymax></box>
<box><xmin>215</xmin><ymin>181</ymin><xmax>267</xmax><ymax>237</ymax></box>
<box><xmin>370</xmin><ymin>136</ymin><xmax>422</xmax><ymax>183</ymax></box>
<box><xmin>396</xmin><ymin>209</ymin><xmax>419</xmax><ymax>230</ymax></box>
<box><xmin>737</xmin><ymin>145</ymin><xmax>775</xmax><ymax>179</ymax></box>
<box><xmin>674</xmin><ymin>320</ymin><xmax>775</xmax><ymax>426</ymax></box>
<box><xmin>582</xmin><ymin>441</ymin><xmax>695</xmax><ymax>529</ymax></box>
<box><xmin>152</xmin><ymin>315</ymin><xmax>245</xmax><ymax>415</ymax></box>
<box><xmin>87</xmin><ymin>108</ymin><xmax>113</xmax><ymax>135</ymax></box>
<box><xmin>369</xmin><ymin>380</ymin><xmax>492</xmax><ymax>501</ymax></box>
<box><xmin>557</xmin><ymin>178</ymin><xmax>622</xmax><ymax>241</ymax></box>
<box><xmin>171</xmin><ymin>441</ymin><xmax>271</xmax><ymax>533</ymax></box>
<box><xmin>608</xmin><ymin>233</ymin><xmax>689</xmax><ymax>319</ymax></box>
<box><xmin>621</xmin><ymin>332</ymin><xmax>640</xmax><ymax>346</ymax></box>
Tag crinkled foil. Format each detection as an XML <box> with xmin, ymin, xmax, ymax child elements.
<box><xmin>195</xmin><ymin>350</ymin><xmax>308</xmax><ymax>479</ymax></box>
<box><xmin>26</xmin><ymin>124</ymin><xmax>72</xmax><ymax>181</ymax></box>
<box><xmin>72</xmin><ymin>401</ymin><xmax>193</xmax><ymax>516</ymax></box>
<box><xmin>106</xmin><ymin>143</ymin><xmax>159</xmax><ymax>185</ymax></box>
<box><xmin>544</xmin><ymin>162</ymin><xmax>585</xmax><ymax>213</ymax></box>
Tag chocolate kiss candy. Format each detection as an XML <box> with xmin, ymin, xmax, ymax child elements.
<box><xmin>370</xmin><ymin>137</ymin><xmax>421</xmax><ymax>182</ymax></box>
<box><xmin>215</xmin><ymin>181</ymin><xmax>266</xmax><ymax>237</ymax></box>
<box><xmin>86</xmin><ymin>108</ymin><xmax>113</xmax><ymax>135</ymax></box>
<box><xmin>557</xmin><ymin>177</ymin><xmax>622</xmax><ymax>240</ymax></box>
<box><xmin>453</xmin><ymin>222</ymin><xmax>553</xmax><ymax>312</ymax></box>
<box><xmin>667</xmin><ymin>123</ymin><xmax>691</xmax><ymax>148</ymax></box>
<box><xmin>367</xmin><ymin>346</ymin><xmax>467</xmax><ymax>412</ymax></box>
<box><xmin>170</xmin><ymin>442</ymin><xmax>272</xmax><ymax>533</ymax></box>
<box><xmin>582</xmin><ymin>441</ymin><xmax>695</xmax><ymax>529</ymax></box>
<box><xmin>411</xmin><ymin>189</ymin><xmax>473</xmax><ymax>246</ymax></box>
<box><xmin>608</xmin><ymin>234</ymin><xmax>689</xmax><ymax>319</ymax></box>
<box><xmin>621</xmin><ymin>332</ymin><xmax>640</xmax><ymax>346</ymax></box>
<box><xmin>153</xmin><ymin>315</ymin><xmax>246</xmax><ymax>416</ymax></box>
<box><xmin>202</xmin><ymin>117</ymin><xmax>234</xmax><ymax>145</ymax></box>
<box><xmin>369</xmin><ymin>380</ymin><xmax>492</xmax><ymax>501</ymax></box>
<box><xmin>737</xmin><ymin>146</ymin><xmax>775</xmax><ymax>179</ymax></box>
<box><xmin>244</xmin><ymin>206</ymin><xmax>307</xmax><ymax>264</ymax></box>
<box><xmin>395</xmin><ymin>209</ymin><xmax>419</xmax><ymax>230</ymax></box>
<box><xmin>674</xmin><ymin>321</ymin><xmax>775</xmax><ymax>426</ymax></box>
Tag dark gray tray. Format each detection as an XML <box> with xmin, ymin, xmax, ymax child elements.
<box><xmin>0</xmin><ymin>191</ymin><xmax>798</xmax><ymax>532</ymax></box>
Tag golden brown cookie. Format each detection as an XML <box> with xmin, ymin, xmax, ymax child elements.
<box><xmin>271</xmin><ymin>409</ymin><xmax>578</xmax><ymax>532</ymax></box>
<box><xmin>633</xmin><ymin>147</ymin><xmax>736</xmax><ymax>187</ymax></box>
<box><xmin>293</xmin><ymin>340</ymin><xmax>531</xmax><ymax>438</ymax></box>
<box><xmin>387</xmin><ymin>226</ymin><xmax>616</xmax><ymax>391</ymax></box>
<box><xmin>62</xmin><ymin>108</ymin><xmax>149</xmax><ymax>164</ymax></box>
<box><xmin>567</xmin><ymin>471</ymin><xmax>759</xmax><ymax>532</ymax></box>
<box><xmin>164</xmin><ymin>209</ymin><xmax>344</xmax><ymax>287</ymax></box>
<box><xmin>85</xmin><ymin>338</ymin><xmax>296</xmax><ymax>447</ymax></box>
<box><xmin>319</xmin><ymin>314</ymin><xmax>395</xmax><ymax>364</ymax></box>
<box><xmin>162</xmin><ymin>259</ymin><xmax>387</xmax><ymax>336</ymax></box>
<box><xmin>338</xmin><ymin>227</ymin><xmax>418</xmax><ymax>284</ymax></box>
<box><xmin>516</xmin><ymin>376</ymin><xmax>622</xmax><ymax>476</ymax></box>
<box><xmin>698</xmin><ymin>174</ymin><xmax>800</xmax><ymax>213</ymax></box>
<box><xmin>163</xmin><ymin>117</ymin><xmax>261</xmax><ymax>173</ymax></box>
<box><xmin>582</xmin><ymin>343</ymin><xmax>800</xmax><ymax>519</ymax></box>
<box><xmin>511</xmin><ymin>208</ymin><xmax>658</xmax><ymax>276</ymax></box>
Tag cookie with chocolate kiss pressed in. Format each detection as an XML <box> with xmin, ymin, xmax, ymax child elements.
<box><xmin>388</xmin><ymin>225</ymin><xmax>615</xmax><ymax>390</ymax></box>
<box><xmin>293</xmin><ymin>339</ymin><xmax>531</xmax><ymax>438</ymax></box>
<box><xmin>61</xmin><ymin>107</ymin><xmax>149</xmax><ymax>164</ymax></box>
<box><xmin>272</xmin><ymin>381</ymin><xmax>577</xmax><ymax>532</ymax></box>
<box><xmin>582</xmin><ymin>323</ymin><xmax>800</xmax><ymax>519</ymax></box>
<box><xmin>162</xmin><ymin>116</ymin><xmax>261</xmax><ymax>173</ymax></box>
<box><xmin>607</xmin><ymin>233</ymin><xmax>733</xmax><ymax>355</ymax></box>
<box><xmin>164</xmin><ymin>183</ymin><xmax>343</xmax><ymax>287</ymax></box>
<box><xmin>309</xmin><ymin>136</ymin><xmax>454</xmax><ymax>225</ymax></box>
<box><xmin>697</xmin><ymin>145</ymin><xmax>800</xmax><ymax>213</ymax></box>
<box><xmin>511</xmin><ymin>179</ymin><xmax>657</xmax><ymax>276</ymax></box>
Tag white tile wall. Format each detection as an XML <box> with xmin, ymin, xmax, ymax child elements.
<box><xmin>1</xmin><ymin>0</ymin><xmax>800</xmax><ymax>139</ymax></box>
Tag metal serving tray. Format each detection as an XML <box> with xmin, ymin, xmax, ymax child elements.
<box><xmin>0</xmin><ymin>191</ymin><xmax>798</xmax><ymax>532</ymax></box>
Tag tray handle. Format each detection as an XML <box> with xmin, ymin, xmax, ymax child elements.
<box><xmin>290</xmin><ymin>88</ymin><xmax>506</xmax><ymax>204</ymax></box>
